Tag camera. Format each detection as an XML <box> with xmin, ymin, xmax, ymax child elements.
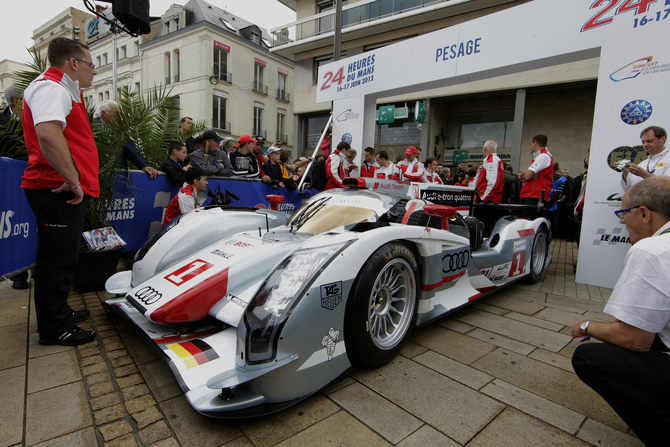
<box><xmin>615</xmin><ymin>159</ymin><xmax>631</xmax><ymax>172</ymax></box>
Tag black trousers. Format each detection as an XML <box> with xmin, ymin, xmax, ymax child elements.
<box><xmin>572</xmin><ymin>343</ymin><xmax>670</xmax><ymax>446</ymax></box>
<box><xmin>24</xmin><ymin>189</ymin><xmax>90</xmax><ymax>337</ymax></box>
<box><xmin>518</xmin><ymin>197</ymin><xmax>539</xmax><ymax>218</ymax></box>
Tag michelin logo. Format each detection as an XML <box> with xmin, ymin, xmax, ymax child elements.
<box><xmin>321</xmin><ymin>327</ymin><xmax>340</xmax><ymax>361</ymax></box>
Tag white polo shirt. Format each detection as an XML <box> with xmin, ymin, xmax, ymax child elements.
<box><xmin>605</xmin><ymin>221</ymin><xmax>670</xmax><ymax>348</ymax></box>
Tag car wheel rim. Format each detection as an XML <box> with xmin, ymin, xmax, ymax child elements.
<box><xmin>368</xmin><ymin>259</ymin><xmax>416</xmax><ymax>350</ymax></box>
<box><xmin>532</xmin><ymin>231</ymin><xmax>547</xmax><ymax>276</ymax></box>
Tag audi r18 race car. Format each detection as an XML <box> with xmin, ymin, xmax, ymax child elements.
<box><xmin>104</xmin><ymin>177</ymin><xmax>551</xmax><ymax>418</ymax></box>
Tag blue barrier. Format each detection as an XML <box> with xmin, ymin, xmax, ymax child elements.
<box><xmin>0</xmin><ymin>164</ymin><xmax>315</xmax><ymax>275</ymax></box>
<box><xmin>0</xmin><ymin>158</ymin><xmax>38</xmax><ymax>277</ymax></box>
<box><xmin>109</xmin><ymin>171</ymin><xmax>315</xmax><ymax>252</ymax></box>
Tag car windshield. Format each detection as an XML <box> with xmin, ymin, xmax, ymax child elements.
<box><xmin>288</xmin><ymin>191</ymin><xmax>393</xmax><ymax>233</ymax></box>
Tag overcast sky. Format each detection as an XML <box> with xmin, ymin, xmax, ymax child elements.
<box><xmin>1</xmin><ymin>0</ymin><xmax>296</xmax><ymax>64</ymax></box>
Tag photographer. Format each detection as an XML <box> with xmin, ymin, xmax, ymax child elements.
<box><xmin>621</xmin><ymin>126</ymin><xmax>670</xmax><ymax>192</ymax></box>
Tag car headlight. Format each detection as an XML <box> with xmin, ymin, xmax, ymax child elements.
<box><xmin>243</xmin><ymin>242</ymin><xmax>349</xmax><ymax>365</ymax></box>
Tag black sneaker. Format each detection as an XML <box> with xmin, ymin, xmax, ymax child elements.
<box><xmin>72</xmin><ymin>309</ymin><xmax>90</xmax><ymax>323</ymax></box>
<box><xmin>39</xmin><ymin>326</ymin><xmax>97</xmax><ymax>346</ymax></box>
<box><xmin>12</xmin><ymin>280</ymin><xmax>29</xmax><ymax>290</ymax></box>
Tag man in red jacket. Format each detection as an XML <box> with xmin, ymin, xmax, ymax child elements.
<box><xmin>397</xmin><ymin>146</ymin><xmax>425</xmax><ymax>182</ymax></box>
<box><xmin>475</xmin><ymin>140</ymin><xmax>505</xmax><ymax>203</ymax></box>
<box><xmin>324</xmin><ymin>141</ymin><xmax>350</xmax><ymax>190</ymax></box>
<box><xmin>21</xmin><ymin>38</ymin><xmax>99</xmax><ymax>346</ymax></box>
<box><xmin>518</xmin><ymin>134</ymin><xmax>553</xmax><ymax>217</ymax></box>
<box><xmin>360</xmin><ymin>147</ymin><xmax>380</xmax><ymax>177</ymax></box>
<box><xmin>163</xmin><ymin>168</ymin><xmax>209</xmax><ymax>224</ymax></box>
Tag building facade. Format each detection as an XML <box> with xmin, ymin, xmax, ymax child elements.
<box><xmin>0</xmin><ymin>60</ymin><xmax>29</xmax><ymax>105</ymax></box>
<box><xmin>270</xmin><ymin>0</ymin><xmax>596</xmax><ymax>174</ymax></box>
<box><xmin>32</xmin><ymin>7</ymin><xmax>93</xmax><ymax>57</ymax></box>
<box><xmin>83</xmin><ymin>8</ymin><xmax>161</xmax><ymax>109</ymax></box>
<box><xmin>139</xmin><ymin>0</ymin><xmax>295</xmax><ymax>152</ymax></box>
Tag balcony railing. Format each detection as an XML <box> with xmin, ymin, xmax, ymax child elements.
<box><xmin>165</xmin><ymin>77</ymin><xmax>171</xmax><ymax>85</ymax></box>
<box><xmin>174</xmin><ymin>74</ymin><xmax>180</xmax><ymax>83</ymax></box>
<box><xmin>213</xmin><ymin>68</ymin><xmax>232</xmax><ymax>83</ymax></box>
<box><xmin>252</xmin><ymin>81</ymin><xmax>268</xmax><ymax>95</ymax></box>
<box><xmin>276</xmin><ymin>132</ymin><xmax>288</xmax><ymax>144</ymax></box>
<box><xmin>270</xmin><ymin>0</ymin><xmax>448</xmax><ymax>48</ymax></box>
<box><xmin>213</xmin><ymin>120</ymin><xmax>231</xmax><ymax>133</ymax></box>
<box><xmin>253</xmin><ymin>129</ymin><xmax>267</xmax><ymax>139</ymax></box>
<box><xmin>276</xmin><ymin>89</ymin><xmax>290</xmax><ymax>102</ymax></box>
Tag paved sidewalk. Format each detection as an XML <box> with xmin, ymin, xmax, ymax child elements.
<box><xmin>0</xmin><ymin>239</ymin><xmax>645</xmax><ymax>446</ymax></box>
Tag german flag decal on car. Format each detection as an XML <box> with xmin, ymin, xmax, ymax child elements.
<box><xmin>167</xmin><ymin>339</ymin><xmax>219</xmax><ymax>369</ymax></box>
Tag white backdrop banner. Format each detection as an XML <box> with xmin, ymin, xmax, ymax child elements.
<box><xmin>316</xmin><ymin>0</ymin><xmax>670</xmax><ymax>103</ymax></box>
<box><xmin>315</xmin><ymin>0</ymin><xmax>670</xmax><ymax>288</ymax></box>
<box><xmin>577</xmin><ymin>34</ymin><xmax>670</xmax><ymax>287</ymax></box>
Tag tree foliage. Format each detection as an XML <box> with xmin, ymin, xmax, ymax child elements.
<box><xmin>88</xmin><ymin>87</ymin><xmax>183</xmax><ymax>229</ymax></box>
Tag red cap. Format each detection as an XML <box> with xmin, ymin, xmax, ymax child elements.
<box><xmin>405</xmin><ymin>146</ymin><xmax>418</xmax><ymax>155</ymax></box>
<box><xmin>238</xmin><ymin>135</ymin><xmax>257</xmax><ymax>145</ymax></box>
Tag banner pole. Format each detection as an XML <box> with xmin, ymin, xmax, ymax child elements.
<box><xmin>299</xmin><ymin>113</ymin><xmax>333</xmax><ymax>191</ymax></box>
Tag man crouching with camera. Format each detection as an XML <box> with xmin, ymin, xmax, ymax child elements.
<box><xmin>571</xmin><ymin>176</ymin><xmax>670</xmax><ymax>447</ymax></box>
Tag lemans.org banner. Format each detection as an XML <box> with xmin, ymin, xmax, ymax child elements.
<box><xmin>0</xmin><ymin>164</ymin><xmax>313</xmax><ymax>276</ymax></box>
<box><xmin>112</xmin><ymin>171</ymin><xmax>314</xmax><ymax>252</ymax></box>
<box><xmin>577</xmin><ymin>34</ymin><xmax>670</xmax><ymax>288</ymax></box>
<box><xmin>0</xmin><ymin>158</ymin><xmax>37</xmax><ymax>277</ymax></box>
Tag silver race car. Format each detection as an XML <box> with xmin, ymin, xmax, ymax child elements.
<box><xmin>105</xmin><ymin>178</ymin><xmax>551</xmax><ymax>418</ymax></box>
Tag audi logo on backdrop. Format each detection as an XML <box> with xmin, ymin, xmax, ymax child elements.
<box><xmin>134</xmin><ymin>286</ymin><xmax>162</xmax><ymax>305</ymax></box>
<box><xmin>442</xmin><ymin>250</ymin><xmax>470</xmax><ymax>273</ymax></box>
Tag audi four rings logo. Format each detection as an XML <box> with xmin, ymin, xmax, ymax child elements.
<box><xmin>134</xmin><ymin>286</ymin><xmax>162</xmax><ymax>305</ymax></box>
<box><xmin>442</xmin><ymin>250</ymin><xmax>470</xmax><ymax>273</ymax></box>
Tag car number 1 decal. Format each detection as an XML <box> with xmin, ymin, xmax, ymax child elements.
<box><xmin>165</xmin><ymin>259</ymin><xmax>214</xmax><ymax>286</ymax></box>
<box><xmin>509</xmin><ymin>252</ymin><xmax>526</xmax><ymax>277</ymax></box>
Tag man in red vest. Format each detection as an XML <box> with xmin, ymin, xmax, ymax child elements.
<box><xmin>518</xmin><ymin>134</ymin><xmax>553</xmax><ymax>217</ymax></box>
<box><xmin>475</xmin><ymin>140</ymin><xmax>505</xmax><ymax>203</ymax></box>
<box><xmin>21</xmin><ymin>38</ymin><xmax>99</xmax><ymax>346</ymax></box>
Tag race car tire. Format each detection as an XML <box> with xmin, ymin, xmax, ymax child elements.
<box><xmin>344</xmin><ymin>242</ymin><xmax>418</xmax><ymax>368</ymax></box>
<box><xmin>525</xmin><ymin>225</ymin><xmax>549</xmax><ymax>284</ymax></box>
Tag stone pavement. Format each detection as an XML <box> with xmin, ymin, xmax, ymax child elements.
<box><xmin>0</xmin><ymin>238</ymin><xmax>646</xmax><ymax>446</ymax></box>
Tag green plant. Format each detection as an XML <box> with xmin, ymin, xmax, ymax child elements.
<box><xmin>0</xmin><ymin>48</ymin><xmax>47</xmax><ymax>160</ymax></box>
<box><xmin>88</xmin><ymin>87</ymin><xmax>183</xmax><ymax>230</ymax></box>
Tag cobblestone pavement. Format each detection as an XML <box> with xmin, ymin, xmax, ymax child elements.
<box><xmin>0</xmin><ymin>238</ymin><xmax>646</xmax><ymax>446</ymax></box>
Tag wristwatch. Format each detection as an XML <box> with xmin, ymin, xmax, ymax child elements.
<box><xmin>66</xmin><ymin>182</ymin><xmax>81</xmax><ymax>191</ymax></box>
<box><xmin>580</xmin><ymin>320</ymin><xmax>592</xmax><ymax>335</ymax></box>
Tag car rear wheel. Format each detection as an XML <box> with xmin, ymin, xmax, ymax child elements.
<box><xmin>344</xmin><ymin>243</ymin><xmax>418</xmax><ymax>367</ymax></box>
<box><xmin>525</xmin><ymin>226</ymin><xmax>548</xmax><ymax>284</ymax></box>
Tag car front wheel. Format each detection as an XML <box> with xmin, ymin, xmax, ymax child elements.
<box><xmin>525</xmin><ymin>226</ymin><xmax>548</xmax><ymax>284</ymax></box>
<box><xmin>344</xmin><ymin>242</ymin><xmax>418</xmax><ymax>367</ymax></box>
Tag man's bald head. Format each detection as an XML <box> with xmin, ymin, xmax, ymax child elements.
<box><xmin>483</xmin><ymin>140</ymin><xmax>497</xmax><ymax>154</ymax></box>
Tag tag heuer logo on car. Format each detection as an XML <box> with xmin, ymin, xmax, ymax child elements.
<box><xmin>320</xmin><ymin>281</ymin><xmax>342</xmax><ymax>310</ymax></box>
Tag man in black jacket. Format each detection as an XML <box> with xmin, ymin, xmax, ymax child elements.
<box><xmin>162</xmin><ymin>141</ymin><xmax>188</xmax><ymax>186</ymax></box>
<box><xmin>1</xmin><ymin>84</ymin><xmax>21</xmax><ymax>126</ymax></box>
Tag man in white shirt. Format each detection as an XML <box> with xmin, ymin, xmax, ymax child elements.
<box><xmin>571</xmin><ymin>176</ymin><xmax>670</xmax><ymax>446</ymax></box>
<box><xmin>375</xmin><ymin>151</ymin><xmax>400</xmax><ymax>179</ymax></box>
<box><xmin>621</xmin><ymin>126</ymin><xmax>670</xmax><ymax>192</ymax></box>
